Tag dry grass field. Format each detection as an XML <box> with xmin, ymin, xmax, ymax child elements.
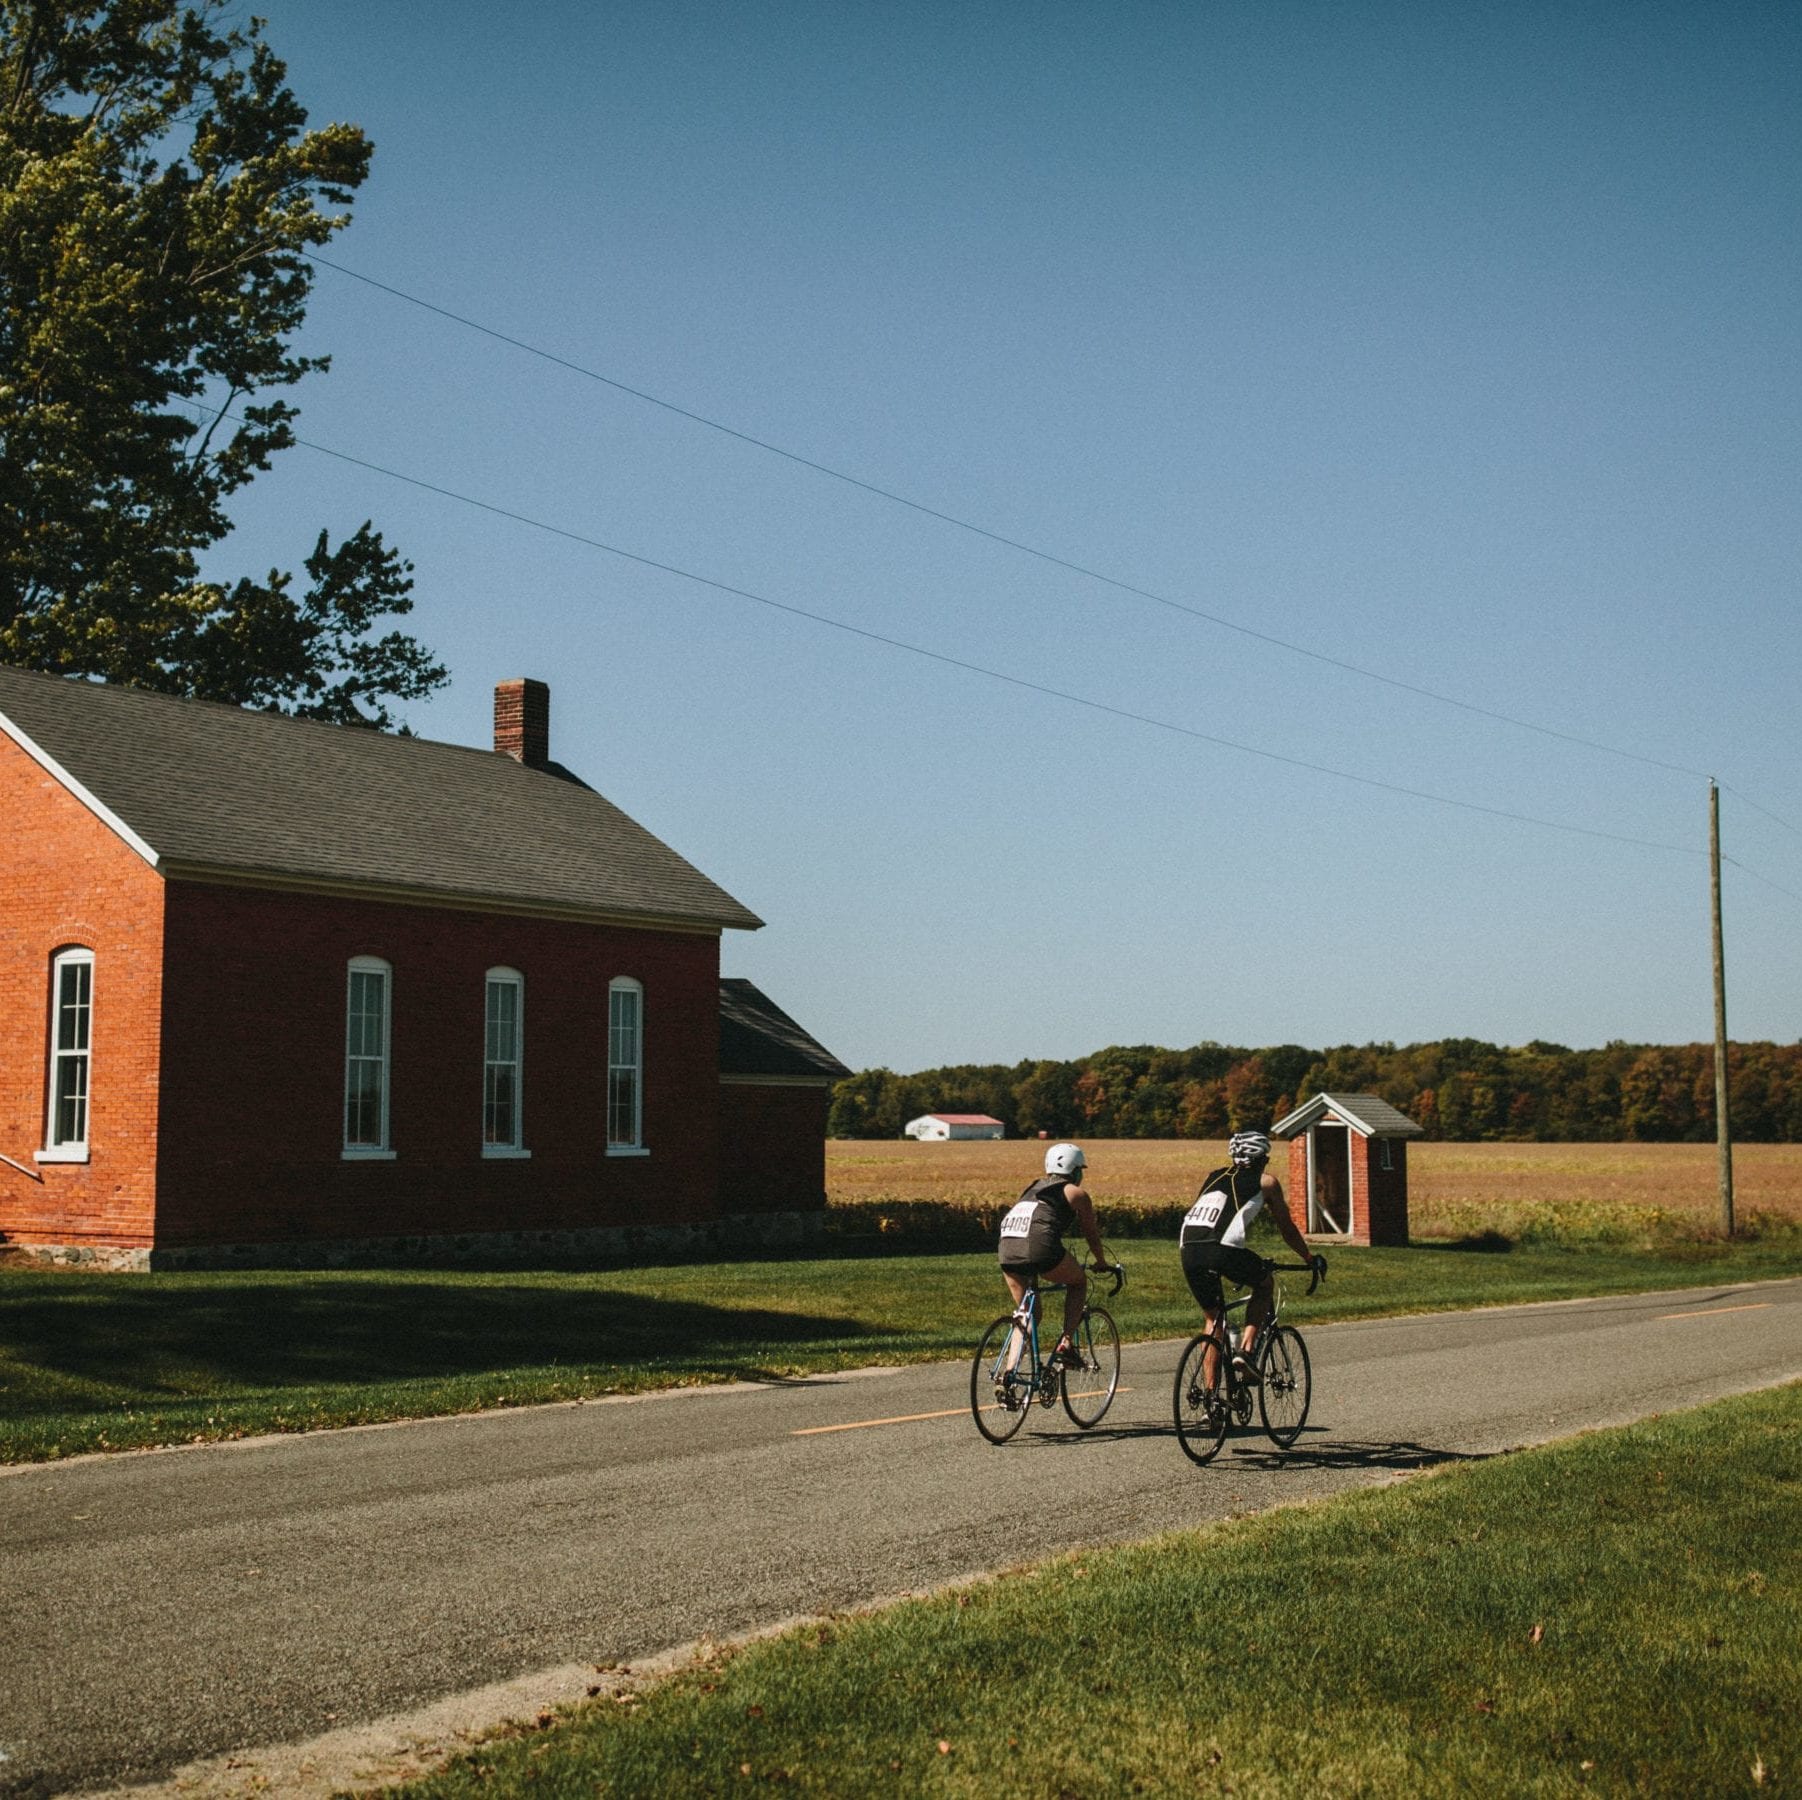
<box><xmin>826</xmin><ymin>1137</ymin><xmax>1802</xmax><ymax>1238</ymax></box>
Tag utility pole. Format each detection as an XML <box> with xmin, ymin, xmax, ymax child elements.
<box><xmin>1709</xmin><ymin>781</ymin><xmax>1734</xmax><ymax>1237</ymax></box>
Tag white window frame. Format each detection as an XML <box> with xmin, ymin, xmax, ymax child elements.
<box><xmin>482</xmin><ymin>967</ymin><xmax>530</xmax><ymax>1158</ymax></box>
<box><xmin>38</xmin><ymin>947</ymin><xmax>94</xmax><ymax>1163</ymax></box>
<box><xmin>606</xmin><ymin>976</ymin><xmax>647</xmax><ymax>1156</ymax></box>
<box><xmin>343</xmin><ymin>956</ymin><xmax>396</xmax><ymax>1159</ymax></box>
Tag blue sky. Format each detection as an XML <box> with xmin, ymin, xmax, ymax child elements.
<box><xmin>208</xmin><ymin>1</ymin><xmax>1800</xmax><ymax>1071</ymax></box>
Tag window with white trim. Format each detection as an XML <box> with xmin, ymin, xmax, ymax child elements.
<box><xmin>483</xmin><ymin>968</ymin><xmax>525</xmax><ymax>1154</ymax></box>
<box><xmin>44</xmin><ymin>948</ymin><xmax>94</xmax><ymax>1157</ymax></box>
<box><xmin>607</xmin><ymin>977</ymin><xmax>644</xmax><ymax>1152</ymax></box>
<box><xmin>344</xmin><ymin>957</ymin><xmax>392</xmax><ymax>1154</ymax></box>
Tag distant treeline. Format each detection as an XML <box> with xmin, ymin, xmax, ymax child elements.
<box><xmin>828</xmin><ymin>1040</ymin><xmax>1802</xmax><ymax>1143</ymax></box>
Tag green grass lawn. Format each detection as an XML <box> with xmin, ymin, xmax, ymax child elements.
<box><xmin>386</xmin><ymin>1382</ymin><xmax>1802</xmax><ymax>1798</ymax></box>
<box><xmin>3</xmin><ymin>1225</ymin><xmax>1800</xmax><ymax>1463</ymax></box>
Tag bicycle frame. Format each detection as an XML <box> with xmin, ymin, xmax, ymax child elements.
<box><xmin>1173</xmin><ymin>1258</ymin><xmax>1320</xmax><ymax>1463</ymax></box>
<box><xmin>972</xmin><ymin>1263</ymin><xmax>1126</xmax><ymax>1443</ymax></box>
<box><xmin>998</xmin><ymin>1281</ymin><xmax>1068</xmax><ymax>1408</ymax></box>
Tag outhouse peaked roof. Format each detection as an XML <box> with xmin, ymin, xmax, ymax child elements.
<box><xmin>719</xmin><ymin>978</ymin><xmax>850</xmax><ymax>1082</ymax></box>
<box><xmin>1272</xmin><ymin>1093</ymin><xmax>1425</xmax><ymax>1139</ymax></box>
<box><xmin>0</xmin><ymin>664</ymin><xmax>763</xmax><ymax>933</ymax></box>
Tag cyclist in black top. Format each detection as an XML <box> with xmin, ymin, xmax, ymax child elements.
<box><xmin>996</xmin><ymin>1142</ymin><xmax>1111</xmax><ymax>1368</ymax></box>
<box><xmin>1180</xmin><ymin>1129</ymin><xmax>1323</xmax><ymax>1386</ymax></box>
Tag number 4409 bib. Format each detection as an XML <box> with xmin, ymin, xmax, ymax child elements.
<box><xmin>999</xmin><ymin>1199</ymin><xmax>1040</xmax><ymax>1239</ymax></box>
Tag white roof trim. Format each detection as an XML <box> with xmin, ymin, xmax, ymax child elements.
<box><xmin>0</xmin><ymin>707</ymin><xmax>162</xmax><ymax>870</ymax></box>
<box><xmin>1273</xmin><ymin>1094</ymin><xmax>1375</xmax><ymax>1138</ymax></box>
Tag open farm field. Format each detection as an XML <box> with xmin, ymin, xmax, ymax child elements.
<box><xmin>826</xmin><ymin>1138</ymin><xmax>1802</xmax><ymax>1236</ymax></box>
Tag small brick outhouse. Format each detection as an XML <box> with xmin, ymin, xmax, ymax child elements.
<box><xmin>0</xmin><ymin>665</ymin><xmax>847</xmax><ymax>1269</ymax></box>
<box><xmin>1271</xmin><ymin>1093</ymin><xmax>1424</xmax><ymax>1247</ymax></box>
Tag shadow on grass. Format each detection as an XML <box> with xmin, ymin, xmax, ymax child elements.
<box><xmin>1437</xmin><ymin>1230</ymin><xmax>1517</xmax><ymax>1253</ymax></box>
<box><xmin>0</xmin><ymin>1280</ymin><xmax>879</xmax><ymax>1412</ymax></box>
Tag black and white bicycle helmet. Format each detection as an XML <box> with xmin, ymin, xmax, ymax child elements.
<box><xmin>1228</xmin><ymin>1130</ymin><xmax>1272</xmax><ymax>1166</ymax></box>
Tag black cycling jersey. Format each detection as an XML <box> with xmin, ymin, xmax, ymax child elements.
<box><xmin>1178</xmin><ymin>1164</ymin><xmax>1265</xmax><ymax>1248</ymax></box>
<box><xmin>1018</xmin><ymin>1173</ymin><xmax>1077</xmax><ymax>1233</ymax></box>
<box><xmin>997</xmin><ymin>1173</ymin><xmax>1078</xmax><ymax>1272</ymax></box>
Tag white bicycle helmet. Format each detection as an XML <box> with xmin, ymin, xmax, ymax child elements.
<box><xmin>1044</xmin><ymin>1141</ymin><xmax>1086</xmax><ymax>1178</ymax></box>
<box><xmin>1228</xmin><ymin>1130</ymin><xmax>1272</xmax><ymax>1166</ymax></box>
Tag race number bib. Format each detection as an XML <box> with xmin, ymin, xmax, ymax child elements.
<box><xmin>1182</xmin><ymin>1193</ymin><xmax>1227</xmax><ymax>1237</ymax></box>
<box><xmin>999</xmin><ymin>1199</ymin><xmax>1040</xmax><ymax>1239</ymax></box>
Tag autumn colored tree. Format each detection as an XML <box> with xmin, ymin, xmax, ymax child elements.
<box><xmin>0</xmin><ymin>0</ymin><xmax>445</xmax><ymax>724</ymax></box>
<box><xmin>828</xmin><ymin>1038</ymin><xmax>1802</xmax><ymax>1142</ymax></box>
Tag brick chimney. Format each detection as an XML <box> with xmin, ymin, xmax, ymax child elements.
<box><xmin>494</xmin><ymin>678</ymin><xmax>550</xmax><ymax>768</ymax></box>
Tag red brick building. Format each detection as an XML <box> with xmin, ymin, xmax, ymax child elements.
<box><xmin>0</xmin><ymin>668</ymin><xmax>846</xmax><ymax>1269</ymax></box>
<box><xmin>1271</xmin><ymin>1092</ymin><xmax>1424</xmax><ymax>1247</ymax></box>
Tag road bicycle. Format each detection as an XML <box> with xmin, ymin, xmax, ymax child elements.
<box><xmin>970</xmin><ymin>1262</ymin><xmax>1124</xmax><ymax>1444</ymax></box>
<box><xmin>1172</xmin><ymin>1258</ymin><xmax>1322</xmax><ymax>1465</ymax></box>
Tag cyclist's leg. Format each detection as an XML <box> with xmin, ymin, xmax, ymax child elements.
<box><xmin>1216</xmin><ymin>1247</ymin><xmax>1271</xmax><ymax>1361</ymax></box>
<box><xmin>997</xmin><ymin>1263</ymin><xmax>1037</xmax><ymax>1372</ymax></box>
<box><xmin>1180</xmin><ymin>1250</ymin><xmax>1228</xmax><ymax>1386</ymax></box>
<box><xmin>1040</xmin><ymin>1249</ymin><xmax>1087</xmax><ymax>1345</ymax></box>
<box><xmin>1242</xmin><ymin>1271</ymin><xmax>1274</xmax><ymax>1358</ymax></box>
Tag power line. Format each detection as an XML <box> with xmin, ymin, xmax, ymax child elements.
<box><xmin>1721</xmin><ymin>783</ymin><xmax>1802</xmax><ymax>847</ymax></box>
<box><xmin>304</xmin><ymin>253</ymin><xmax>1716</xmax><ymax>785</ymax></box>
<box><xmin>1723</xmin><ymin>856</ymin><xmax>1802</xmax><ymax>911</ymax></box>
<box><xmin>185</xmin><ymin>397</ymin><xmax>1704</xmax><ymax>859</ymax></box>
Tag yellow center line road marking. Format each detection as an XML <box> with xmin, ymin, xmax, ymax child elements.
<box><xmin>792</xmin><ymin>1389</ymin><xmax>1133</xmax><ymax>1436</ymax></box>
<box><xmin>1656</xmin><ymin>1302</ymin><xmax>1774</xmax><ymax>1321</ymax></box>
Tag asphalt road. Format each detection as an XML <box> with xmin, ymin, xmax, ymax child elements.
<box><xmin>3</xmin><ymin>1276</ymin><xmax>1799</xmax><ymax>1796</ymax></box>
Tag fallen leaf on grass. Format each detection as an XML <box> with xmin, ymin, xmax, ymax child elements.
<box><xmin>1529</xmin><ymin>1623</ymin><xmax>1544</xmax><ymax>1645</ymax></box>
<box><xmin>938</xmin><ymin>1739</ymin><xmax>953</xmax><ymax>1755</ymax></box>
<box><xmin>1753</xmin><ymin>1756</ymin><xmax>1768</xmax><ymax>1787</ymax></box>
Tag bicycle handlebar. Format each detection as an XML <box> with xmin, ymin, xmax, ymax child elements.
<box><xmin>1091</xmin><ymin>1260</ymin><xmax>1125</xmax><ymax>1298</ymax></box>
<box><xmin>1264</xmin><ymin>1256</ymin><xmax>1327</xmax><ymax>1297</ymax></box>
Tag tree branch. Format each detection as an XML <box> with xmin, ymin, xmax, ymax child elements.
<box><xmin>189</xmin><ymin>385</ymin><xmax>241</xmax><ymax>463</ymax></box>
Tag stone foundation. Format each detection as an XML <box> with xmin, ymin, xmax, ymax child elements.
<box><xmin>0</xmin><ymin>1210</ymin><xmax>829</xmax><ymax>1273</ymax></box>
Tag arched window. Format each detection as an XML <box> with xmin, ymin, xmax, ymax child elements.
<box><xmin>344</xmin><ymin>956</ymin><xmax>394</xmax><ymax>1156</ymax></box>
<box><xmin>483</xmin><ymin>967</ymin><xmax>527</xmax><ymax>1155</ymax></box>
<box><xmin>607</xmin><ymin>977</ymin><xmax>645</xmax><ymax>1153</ymax></box>
<box><xmin>42</xmin><ymin>947</ymin><xmax>94</xmax><ymax>1159</ymax></box>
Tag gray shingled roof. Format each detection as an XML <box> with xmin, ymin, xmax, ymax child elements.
<box><xmin>719</xmin><ymin>978</ymin><xmax>849</xmax><ymax>1081</ymax></box>
<box><xmin>1272</xmin><ymin>1092</ymin><xmax>1425</xmax><ymax>1138</ymax></box>
<box><xmin>0</xmin><ymin>665</ymin><xmax>762</xmax><ymax>932</ymax></box>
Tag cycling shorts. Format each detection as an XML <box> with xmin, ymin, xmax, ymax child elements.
<box><xmin>998</xmin><ymin>1230</ymin><xmax>1068</xmax><ymax>1278</ymax></box>
<box><xmin>1180</xmin><ymin>1241</ymin><xmax>1269</xmax><ymax>1313</ymax></box>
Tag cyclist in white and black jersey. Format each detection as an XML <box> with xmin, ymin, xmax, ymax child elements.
<box><xmin>1180</xmin><ymin>1130</ymin><xmax>1323</xmax><ymax>1386</ymax></box>
<box><xmin>997</xmin><ymin>1142</ymin><xmax>1113</xmax><ymax>1369</ymax></box>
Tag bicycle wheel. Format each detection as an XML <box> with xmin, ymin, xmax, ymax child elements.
<box><xmin>1257</xmin><ymin>1325</ymin><xmax>1312</xmax><ymax>1448</ymax></box>
<box><xmin>1061</xmin><ymin>1306</ymin><xmax>1121</xmax><ymax>1428</ymax></box>
<box><xmin>1173</xmin><ymin>1333</ymin><xmax>1230</xmax><ymax>1465</ymax></box>
<box><xmin>971</xmin><ymin>1316</ymin><xmax>1033</xmax><ymax>1444</ymax></box>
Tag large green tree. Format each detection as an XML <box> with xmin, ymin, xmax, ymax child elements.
<box><xmin>0</xmin><ymin>0</ymin><xmax>444</xmax><ymax>725</ymax></box>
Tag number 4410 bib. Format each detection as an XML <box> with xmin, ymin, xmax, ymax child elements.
<box><xmin>1182</xmin><ymin>1193</ymin><xmax>1227</xmax><ymax>1238</ymax></box>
